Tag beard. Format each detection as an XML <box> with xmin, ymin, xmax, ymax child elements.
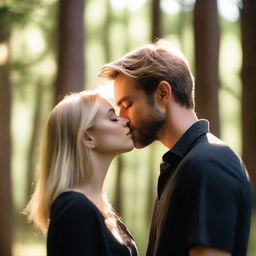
<box><xmin>132</xmin><ymin>108</ymin><xmax>165</xmax><ymax>148</ymax></box>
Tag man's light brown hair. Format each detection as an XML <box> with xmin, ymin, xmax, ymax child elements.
<box><xmin>98</xmin><ymin>39</ymin><xmax>195</xmax><ymax>109</ymax></box>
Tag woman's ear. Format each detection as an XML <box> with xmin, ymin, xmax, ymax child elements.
<box><xmin>81</xmin><ymin>131</ymin><xmax>96</xmax><ymax>149</ymax></box>
<box><xmin>156</xmin><ymin>81</ymin><xmax>172</xmax><ymax>106</ymax></box>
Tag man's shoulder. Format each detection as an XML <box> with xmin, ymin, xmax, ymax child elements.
<box><xmin>180</xmin><ymin>132</ymin><xmax>250</xmax><ymax>183</ymax></box>
<box><xmin>187</xmin><ymin>132</ymin><xmax>239</xmax><ymax>162</ymax></box>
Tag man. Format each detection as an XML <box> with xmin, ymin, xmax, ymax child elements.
<box><xmin>98</xmin><ymin>40</ymin><xmax>253</xmax><ymax>256</ymax></box>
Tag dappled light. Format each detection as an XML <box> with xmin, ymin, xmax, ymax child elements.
<box><xmin>0</xmin><ymin>0</ymin><xmax>255</xmax><ymax>256</ymax></box>
<box><xmin>13</xmin><ymin>243</ymin><xmax>46</xmax><ymax>256</ymax></box>
<box><xmin>0</xmin><ymin>43</ymin><xmax>9</xmax><ymax>65</ymax></box>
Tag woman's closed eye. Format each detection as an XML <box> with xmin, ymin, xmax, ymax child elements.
<box><xmin>110</xmin><ymin>117</ymin><xmax>119</xmax><ymax>122</ymax></box>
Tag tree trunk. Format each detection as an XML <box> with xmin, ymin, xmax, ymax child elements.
<box><xmin>152</xmin><ymin>0</ymin><xmax>161</xmax><ymax>41</ymax></box>
<box><xmin>193</xmin><ymin>0</ymin><xmax>220</xmax><ymax>136</ymax></box>
<box><xmin>102</xmin><ymin>0</ymin><xmax>111</xmax><ymax>63</ymax></box>
<box><xmin>55</xmin><ymin>0</ymin><xmax>85</xmax><ymax>103</ymax></box>
<box><xmin>123</xmin><ymin>3</ymin><xmax>131</xmax><ymax>52</ymax></box>
<box><xmin>26</xmin><ymin>81</ymin><xmax>43</xmax><ymax>200</ymax></box>
<box><xmin>0</xmin><ymin>33</ymin><xmax>13</xmax><ymax>256</ymax></box>
<box><xmin>177</xmin><ymin>0</ymin><xmax>186</xmax><ymax>50</ymax></box>
<box><xmin>240</xmin><ymin>0</ymin><xmax>256</xmax><ymax>204</ymax></box>
<box><xmin>115</xmin><ymin>156</ymin><xmax>123</xmax><ymax>216</ymax></box>
<box><xmin>146</xmin><ymin>144</ymin><xmax>156</xmax><ymax>225</ymax></box>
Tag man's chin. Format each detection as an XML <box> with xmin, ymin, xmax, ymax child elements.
<box><xmin>133</xmin><ymin>137</ymin><xmax>155</xmax><ymax>149</ymax></box>
<box><xmin>134</xmin><ymin>143</ymin><xmax>146</xmax><ymax>149</ymax></box>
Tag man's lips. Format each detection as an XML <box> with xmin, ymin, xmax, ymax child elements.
<box><xmin>126</xmin><ymin>128</ymin><xmax>134</xmax><ymax>136</ymax></box>
<box><xmin>126</xmin><ymin>131</ymin><xmax>132</xmax><ymax>136</ymax></box>
<box><xmin>128</xmin><ymin>127</ymin><xmax>134</xmax><ymax>134</ymax></box>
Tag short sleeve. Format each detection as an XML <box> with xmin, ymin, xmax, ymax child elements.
<box><xmin>47</xmin><ymin>194</ymin><xmax>107</xmax><ymax>256</ymax></box>
<box><xmin>183</xmin><ymin>159</ymin><xmax>240</xmax><ymax>252</ymax></box>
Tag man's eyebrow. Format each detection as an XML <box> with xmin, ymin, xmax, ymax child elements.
<box><xmin>117</xmin><ymin>96</ymin><xmax>131</xmax><ymax>106</ymax></box>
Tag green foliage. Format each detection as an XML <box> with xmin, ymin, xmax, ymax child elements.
<box><xmin>0</xmin><ymin>1</ymin><xmax>42</xmax><ymax>37</ymax></box>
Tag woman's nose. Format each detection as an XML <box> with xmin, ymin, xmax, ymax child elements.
<box><xmin>120</xmin><ymin>117</ymin><xmax>130</xmax><ymax>127</ymax></box>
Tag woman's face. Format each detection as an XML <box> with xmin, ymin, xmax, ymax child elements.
<box><xmin>89</xmin><ymin>98</ymin><xmax>134</xmax><ymax>156</ymax></box>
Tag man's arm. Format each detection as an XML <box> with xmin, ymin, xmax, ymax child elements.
<box><xmin>190</xmin><ymin>246</ymin><xmax>231</xmax><ymax>256</ymax></box>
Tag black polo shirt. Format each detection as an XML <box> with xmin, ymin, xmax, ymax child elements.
<box><xmin>146</xmin><ymin>120</ymin><xmax>253</xmax><ymax>256</ymax></box>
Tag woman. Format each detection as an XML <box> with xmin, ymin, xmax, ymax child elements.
<box><xmin>24</xmin><ymin>91</ymin><xmax>138</xmax><ymax>256</ymax></box>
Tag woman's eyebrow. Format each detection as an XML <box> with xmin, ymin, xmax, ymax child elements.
<box><xmin>106</xmin><ymin>108</ymin><xmax>116</xmax><ymax>115</ymax></box>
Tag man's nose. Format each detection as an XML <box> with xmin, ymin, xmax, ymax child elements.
<box><xmin>119</xmin><ymin>106</ymin><xmax>128</xmax><ymax>119</ymax></box>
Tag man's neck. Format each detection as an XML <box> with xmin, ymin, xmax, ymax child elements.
<box><xmin>160</xmin><ymin>104</ymin><xmax>198</xmax><ymax>149</ymax></box>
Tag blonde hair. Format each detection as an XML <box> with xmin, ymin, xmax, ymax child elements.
<box><xmin>98</xmin><ymin>39</ymin><xmax>195</xmax><ymax>109</ymax></box>
<box><xmin>24</xmin><ymin>91</ymin><xmax>101</xmax><ymax>234</ymax></box>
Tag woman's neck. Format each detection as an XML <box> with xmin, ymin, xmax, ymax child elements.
<box><xmin>73</xmin><ymin>152</ymin><xmax>114</xmax><ymax>211</ymax></box>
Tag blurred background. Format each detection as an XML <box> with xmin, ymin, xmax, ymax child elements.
<box><xmin>0</xmin><ymin>0</ymin><xmax>255</xmax><ymax>255</ymax></box>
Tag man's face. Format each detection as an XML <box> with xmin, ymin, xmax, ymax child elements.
<box><xmin>114</xmin><ymin>74</ymin><xmax>165</xmax><ymax>148</ymax></box>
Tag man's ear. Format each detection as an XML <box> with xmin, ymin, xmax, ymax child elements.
<box><xmin>156</xmin><ymin>81</ymin><xmax>171</xmax><ymax>105</ymax></box>
<box><xmin>81</xmin><ymin>131</ymin><xmax>96</xmax><ymax>149</ymax></box>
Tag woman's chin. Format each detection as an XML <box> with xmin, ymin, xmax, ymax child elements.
<box><xmin>121</xmin><ymin>143</ymin><xmax>135</xmax><ymax>154</ymax></box>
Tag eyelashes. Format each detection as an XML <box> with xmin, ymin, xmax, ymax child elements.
<box><xmin>125</xmin><ymin>103</ymin><xmax>132</xmax><ymax>109</ymax></box>
<box><xmin>110</xmin><ymin>117</ymin><xmax>119</xmax><ymax>122</ymax></box>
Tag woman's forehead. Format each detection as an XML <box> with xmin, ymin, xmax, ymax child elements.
<box><xmin>96</xmin><ymin>97</ymin><xmax>115</xmax><ymax>115</ymax></box>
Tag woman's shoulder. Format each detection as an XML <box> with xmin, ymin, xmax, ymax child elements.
<box><xmin>50</xmin><ymin>191</ymin><xmax>103</xmax><ymax>223</ymax></box>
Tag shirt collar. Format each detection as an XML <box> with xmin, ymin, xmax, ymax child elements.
<box><xmin>162</xmin><ymin>119</ymin><xmax>210</xmax><ymax>163</ymax></box>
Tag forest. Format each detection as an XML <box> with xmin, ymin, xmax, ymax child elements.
<box><xmin>0</xmin><ymin>0</ymin><xmax>255</xmax><ymax>255</ymax></box>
